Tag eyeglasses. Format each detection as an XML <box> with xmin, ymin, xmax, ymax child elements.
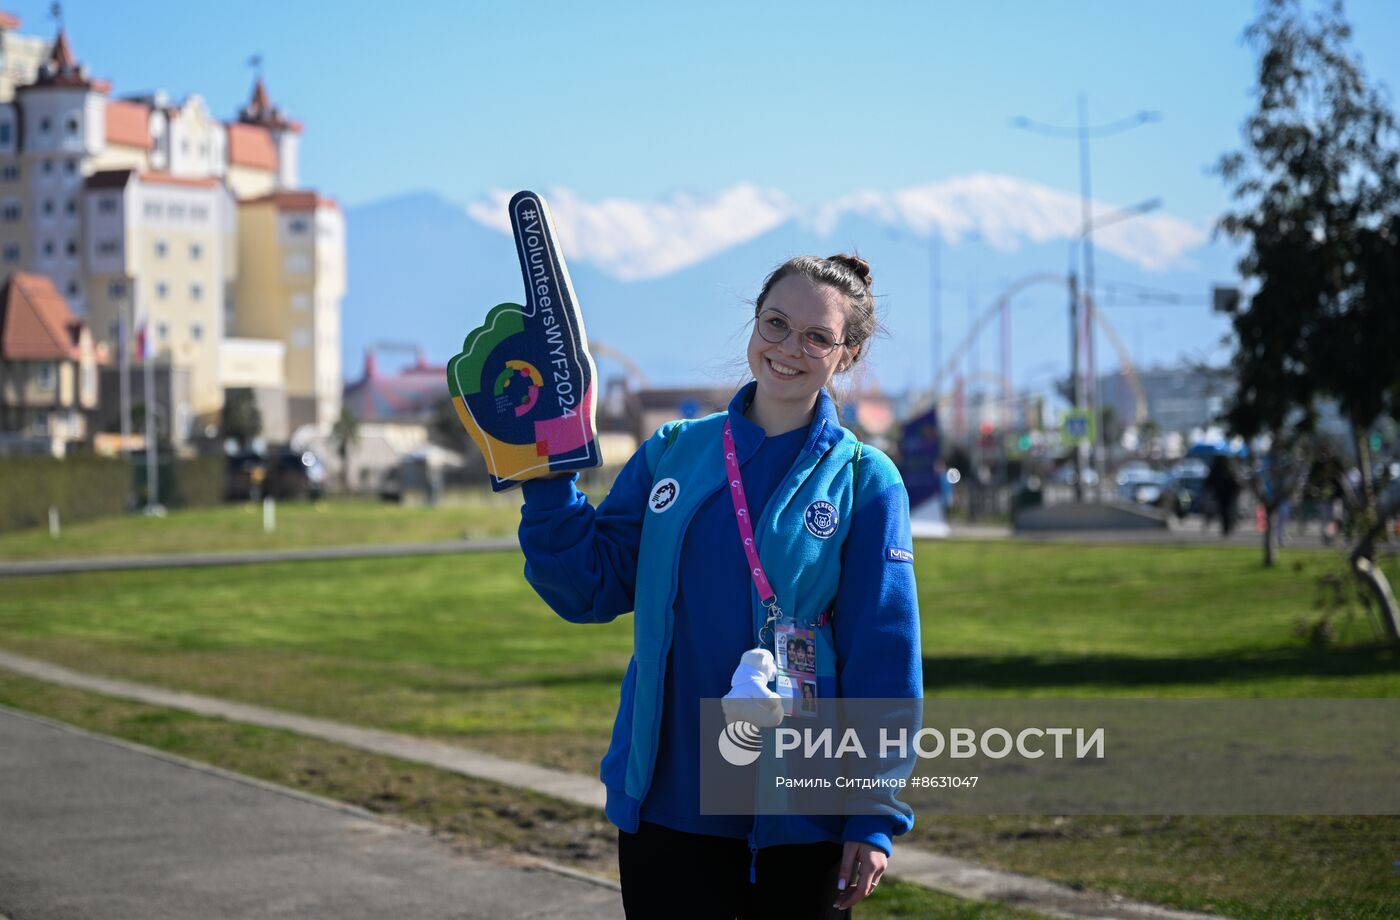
<box><xmin>755</xmin><ymin>309</ymin><xmax>846</xmax><ymax>359</ymax></box>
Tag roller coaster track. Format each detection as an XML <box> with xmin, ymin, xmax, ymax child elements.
<box><xmin>910</xmin><ymin>272</ymin><xmax>1147</xmax><ymax>425</ymax></box>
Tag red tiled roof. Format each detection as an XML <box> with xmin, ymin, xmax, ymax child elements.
<box><xmin>49</xmin><ymin>28</ymin><xmax>75</xmax><ymax>69</ymax></box>
<box><xmin>0</xmin><ymin>12</ymin><xmax>21</xmax><ymax>30</ymax></box>
<box><xmin>138</xmin><ymin>171</ymin><xmax>220</xmax><ymax>189</ymax></box>
<box><xmin>24</xmin><ymin>28</ymin><xmax>100</xmax><ymax>90</ymax></box>
<box><xmin>0</xmin><ymin>272</ymin><xmax>82</xmax><ymax>361</ymax></box>
<box><xmin>226</xmin><ymin>121</ymin><xmax>277</xmax><ymax>170</ymax></box>
<box><xmin>241</xmin><ymin>189</ymin><xmax>338</xmax><ymax>212</ymax></box>
<box><xmin>105</xmin><ymin>98</ymin><xmax>151</xmax><ymax>148</ymax></box>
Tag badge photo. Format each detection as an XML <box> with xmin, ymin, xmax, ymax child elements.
<box><xmin>804</xmin><ymin>500</ymin><xmax>839</xmax><ymax>538</ymax></box>
<box><xmin>649</xmin><ymin>478</ymin><xmax>680</xmax><ymax>513</ymax></box>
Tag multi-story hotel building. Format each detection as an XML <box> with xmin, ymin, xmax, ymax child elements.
<box><xmin>0</xmin><ymin>18</ymin><xmax>344</xmax><ymax>445</ymax></box>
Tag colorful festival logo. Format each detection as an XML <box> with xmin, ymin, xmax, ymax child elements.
<box><xmin>446</xmin><ymin>191</ymin><xmax>602</xmax><ymax>491</ymax></box>
<box><xmin>493</xmin><ymin>360</ymin><xmax>543</xmax><ymax>417</ymax></box>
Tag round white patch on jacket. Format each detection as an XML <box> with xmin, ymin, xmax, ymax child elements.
<box><xmin>804</xmin><ymin>500</ymin><xmax>839</xmax><ymax>538</ymax></box>
<box><xmin>649</xmin><ymin>478</ymin><xmax>680</xmax><ymax>513</ymax></box>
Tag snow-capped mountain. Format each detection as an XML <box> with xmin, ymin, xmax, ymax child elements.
<box><xmin>343</xmin><ymin>178</ymin><xmax>1237</xmax><ymax>393</ymax></box>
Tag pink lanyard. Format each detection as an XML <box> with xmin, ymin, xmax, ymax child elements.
<box><xmin>722</xmin><ymin>420</ymin><xmax>784</xmax><ymax>641</ymax></box>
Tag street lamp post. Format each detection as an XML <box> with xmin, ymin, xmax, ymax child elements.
<box><xmin>1012</xmin><ymin>98</ymin><xmax>1160</xmax><ymax>499</ymax></box>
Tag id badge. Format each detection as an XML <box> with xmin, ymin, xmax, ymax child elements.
<box><xmin>775</xmin><ymin>619</ymin><xmax>818</xmax><ymax>717</ymax></box>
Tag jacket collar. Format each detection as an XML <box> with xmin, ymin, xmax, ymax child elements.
<box><xmin>726</xmin><ymin>381</ymin><xmax>845</xmax><ymax>462</ymax></box>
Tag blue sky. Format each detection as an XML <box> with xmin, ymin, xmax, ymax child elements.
<box><xmin>14</xmin><ymin>0</ymin><xmax>1400</xmax><ymax>221</ymax></box>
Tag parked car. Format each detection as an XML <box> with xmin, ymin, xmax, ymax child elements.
<box><xmin>266</xmin><ymin>448</ymin><xmax>326</xmax><ymax>500</ymax></box>
<box><xmin>224</xmin><ymin>452</ymin><xmax>267</xmax><ymax>501</ymax></box>
<box><xmin>225</xmin><ymin>448</ymin><xmax>325</xmax><ymax>501</ymax></box>
<box><xmin>1116</xmin><ymin>464</ymin><xmax>1173</xmax><ymax>509</ymax></box>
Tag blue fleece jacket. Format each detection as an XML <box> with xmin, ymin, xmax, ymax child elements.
<box><xmin>518</xmin><ymin>382</ymin><xmax>923</xmax><ymax>857</ymax></box>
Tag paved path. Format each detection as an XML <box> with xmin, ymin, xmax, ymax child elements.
<box><xmin>0</xmin><ymin>705</ymin><xmax>623</xmax><ymax>920</ymax></box>
<box><xmin>0</xmin><ymin>650</ymin><xmax>1225</xmax><ymax>920</ymax></box>
<box><xmin>0</xmin><ymin>538</ymin><xmax>519</xmax><ymax>578</ymax></box>
<box><xmin>2</xmin><ymin>516</ymin><xmax>1373</xmax><ymax>578</ymax></box>
<box><xmin>941</xmin><ymin>520</ymin><xmax>1347</xmax><ymax>549</ymax></box>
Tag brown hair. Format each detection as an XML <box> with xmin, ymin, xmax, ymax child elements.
<box><xmin>753</xmin><ymin>253</ymin><xmax>878</xmax><ymax>368</ymax></box>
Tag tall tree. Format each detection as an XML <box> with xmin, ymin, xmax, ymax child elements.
<box><xmin>1215</xmin><ymin>0</ymin><xmax>1400</xmax><ymax>634</ymax></box>
<box><xmin>220</xmin><ymin>389</ymin><xmax>262</xmax><ymax>451</ymax></box>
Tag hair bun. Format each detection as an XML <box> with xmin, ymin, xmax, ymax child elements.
<box><xmin>827</xmin><ymin>253</ymin><xmax>873</xmax><ymax>289</ymax></box>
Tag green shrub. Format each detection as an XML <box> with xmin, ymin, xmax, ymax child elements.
<box><xmin>0</xmin><ymin>456</ymin><xmax>128</xmax><ymax>532</ymax></box>
<box><xmin>0</xmin><ymin>455</ymin><xmax>224</xmax><ymax>533</ymax></box>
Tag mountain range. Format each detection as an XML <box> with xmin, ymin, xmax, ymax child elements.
<box><xmin>342</xmin><ymin>176</ymin><xmax>1241</xmax><ymax>397</ymax></box>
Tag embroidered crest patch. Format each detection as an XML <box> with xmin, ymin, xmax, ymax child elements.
<box><xmin>804</xmin><ymin>500</ymin><xmax>839</xmax><ymax>538</ymax></box>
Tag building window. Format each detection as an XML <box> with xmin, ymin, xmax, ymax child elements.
<box><xmin>42</xmin><ymin>239</ymin><xmax>54</xmax><ymax>257</ymax></box>
<box><xmin>189</xmin><ymin>242</ymin><xmax>202</xmax><ymax>260</ymax></box>
<box><xmin>283</xmin><ymin>252</ymin><xmax>311</xmax><ymax>274</ymax></box>
<box><xmin>291</xmin><ymin>327</ymin><xmax>312</xmax><ymax>349</ymax></box>
<box><xmin>64</xmin><ymin>198</ymin><xmax>76</xmax><ymax>215</ymax></box>
<box><xmin>155</xmin><ymin>239</ymin><xmax>167</xmax><ymax>258</ymax></box>
<box><xmin>33</xmin><ymin>409</ymin><xmax>49</xmax><ymax>433</ymax></box>
<box><xmin>65</xmin><ymin>116</ymin><xmax>79</xmax><ymax>136</ymax></box>
<box><xmin>63</xmin><ymin>159</ymin><xmax>76</xmax><ymax>175</ymax></box>
<box><xmin>2</xmin><ymin>243</ymin><xmax>18</xmax><ymax>262</ymax></box>
<box><xmin>190</xmin><ymin>282</ymin><xmax>202</xmax><ymax>300</ymax></box>
<box><xmin>1</xmin><ymin>200</ymin><xmax>19</xmax><ymax>220</ymax></box>
<box><xmin>168</xmin><ymin>203</ymin><xmax>185</xmax><ymax>220</ymax></box>
<box><xmin>42</xmin><ymin>159</ymin><xmax>52</xmax><ymax>175</ymax></box>
<box><xmin>96</xmin><ymin>239</ymin><xmax>120</xmax><ymax>256</ymax></box>
<box><xmin>190</xmin><ymin>205</ymin><xmax>208</xmax><ymax>221</ymax></box>
<box><xmin>65</xmin><ymin>238</ymin><xmax>76</xmax><ymax>256</ymax></box>
<box><xmin>191</xmin><ymin>322</ymin><xmax>203</xmax><ymax>341</ymax></box>
<box><xmin>98</xmin><ymin>195</ymin><xmax>117</xmax><ymax>214</ymax></box>
<box><xmin>155</xmin><ymin>281</ymin><xmax>168</xmax><ymax>299</ymax></box>
<box><xmin>0</xmin><ymin>164</ymin><xmax>16</xmax><ymax>180</ymax></box>
<box><xmin>288</xmin><ymin>217</ymin><xmax>309</xmax><ymax>235</ymax></box>
<box><xmin>109</xmin><ymin>281</ymin><xmax>126</xmax><ymax>299</ymax></box>
<box><xmin>291</xmin><ymin>293</ymin><xmax>310</xmax><ymax>312</ymax></box>
<box><xmin>0</xmin><ymin>124</ymin><xmax>10</xmax><ymax>145</ymax></box>
<box><xmin>39</xmin><ymin>116</ymin><xmax>51</xmax><ymax>134</ymax></box>
<box><xmin>144</xmin><ymin>201</ymin><xmax>161</xmax><ymax>218</ymax></box>
<box><xmin>42</xmin><ymin>198</ymin><xmax>53</xmax><ymax>216</ymax></box>
<box><xmin>65</xmin><ymin>279</ymin><xmax>78</xmax><ymax>297</ymax></box>
<box><xmin>157</xmin><ymin>322</ymin><xmax>169</xmax><ymax>340</ymax></box>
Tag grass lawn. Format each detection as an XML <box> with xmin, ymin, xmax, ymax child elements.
<box><xmin>0</xmin><ymin>494</ymin><xmax>521</xmax><ymax>561</ymax></box>
<box><xmin>0</xmin><ymin>672</ymin><xmax>1045</xmax><ymax>920</ymax></box>
<box><xmin>2</xmin><ymin>539</ymin><xmax>1397</xmax><ymax>918</ymax></box>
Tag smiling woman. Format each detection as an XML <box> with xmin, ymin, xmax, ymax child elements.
<box><xmin>514</xmin><ymin>252</ymin><xmax>923</xmax><ymax>917</ymax></box>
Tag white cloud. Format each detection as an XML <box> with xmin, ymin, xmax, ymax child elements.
<box><xmin>465</xmin><ymin>175</ymin><xmax>1207</xmax><ymax>280</ymax></box>
<box><xmin>465</xmin><ymin>184</ymin><xmax>793</xmax><ymax>281</ymax></box>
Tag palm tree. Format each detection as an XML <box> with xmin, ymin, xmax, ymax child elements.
<box><xmin>331</xmin><ymin>406</ymin><xmax>360</xmax><ymax>494</ymax></box>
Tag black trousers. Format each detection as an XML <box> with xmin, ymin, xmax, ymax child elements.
<box><xmin>618</xmin><ymin>821</ymin><xmax>851</xmax><ymax>919</ymax></box>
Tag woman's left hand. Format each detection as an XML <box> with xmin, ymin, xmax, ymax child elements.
<box><xmin>833</xmin><ymin>840</ymin><xmax>887</xmax><ymax>910</ymax></box>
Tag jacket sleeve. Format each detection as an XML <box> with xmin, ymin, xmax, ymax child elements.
<box><xmin>517</xmin><ymin>425</ymin><xmax>672</xmax><ymax>624</ymax></box>
<box><xmin>831</xmin><ymin>445</ymin><xmax>924</xmax><ymax>856</ymax></box>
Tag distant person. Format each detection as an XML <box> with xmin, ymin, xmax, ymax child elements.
<box><xmin>1206</xmin><ymin>455</ymin><xmax>1241</xmax><ymax>536</ymax></box>
<box><xmin>517</xmin><ymin>254</ymin><xmax>922</xmax><ymax>916</ymax></box>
